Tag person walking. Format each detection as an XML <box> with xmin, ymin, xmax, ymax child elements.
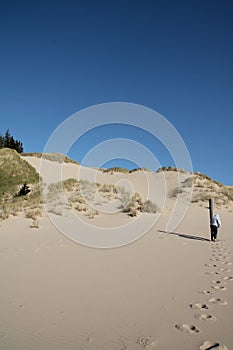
<box><xmin>210</xmin><ymin>214</ymin><xmax>221</xmax><ymax>242</ymax></box>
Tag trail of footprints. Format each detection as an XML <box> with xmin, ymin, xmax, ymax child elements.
<box><xmin>175</xmin><ymin>240</ymin><xmax>233</xmax><ymax>349</ymax></box>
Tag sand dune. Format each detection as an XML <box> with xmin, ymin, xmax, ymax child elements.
<box><xmin>0</xmin><ymin>155</ymin><xmax>232</xmax><ymax>350</ymax></box>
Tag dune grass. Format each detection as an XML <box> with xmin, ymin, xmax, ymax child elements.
<box><xmin>45</xmin><ymin>178</ymin><xmax>159</xmax><ymax>218</ymax></box>
<box><xmin>99</xmin><ymin>167</ymin><xmax>149</xmax><ymax>174</ymax></box>
<box><xmin>0</xmin><ymin>148</ymin><xmax>39</xmax><ymax>195</ymax></box>
<box><xmin>0</xmin><ymin>148</ymin><xmax>43</xmax><ymax>221</ymax></box>
<box><xmin>22</xmin><ymin>152</ymin><xmax>79</xmax><ymax>164</ymax></box>
<box><xmin>185</xmin><ymin>174</ymin><xmax>233</xmax><ymax>207</ymax></box>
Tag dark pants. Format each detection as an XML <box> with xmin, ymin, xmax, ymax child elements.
<box><xmin>210</xmin><ymin>225</ymin><xmax>218</xmax><ymax>241</ymax></box>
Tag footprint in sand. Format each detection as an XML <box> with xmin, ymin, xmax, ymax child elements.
<box><xmin>219</xmin><ymin>268</ymin><xmax>231</xmax><ymax>272</ymax></box>
<box><xmin>136</xmin><ymin>336</ymin><xmax>156</xmax><ymax>348</ymax></box>
<box><xmin>200</xmin><ymin>340</ymin><xmax>228</xmax><ymax>349</ymax></box>
<box><xmin>194</xmin><ymin>313</ymin><xmax>216</xmax><ymax>321</ymax></box>
<box><xmin>211</xmin><ymin>257</ymin><xmax>221</xmax><ymax>261</ymax></box>
<box><xmin>175</xmin><ymin>324</ymin><xmax>199</xmax><ymax>334</ymax></box>
<box><xmin>221</xmin><ymin>261</ymin><xmax>232</xmax><ymax>266</ymax></box>
<box><xmin>211</xmin><ymin>285</ymin><xmax>227</xmax><ymax>291</ymax></box>
<box><xmin>205</xmin><ymin>263</ymin><xmax>218</xmax><ymax>267</ymax></box>
<box><xmin>120</xmin><ymin>345</ymin><xmax>127</xmax><ymax>350</ymax></box>
<box><xmin>211</xmin><ymin>280</ymin><xmax>222</xmax><ymax>284</ymax></box>
<box><xmin>208</xmin><ymin>297</ymin><xmax>227</xmax><ymax>305</ymax></box>
<box><xmin>200</xmin><ymin>290</ymin><xmax>212</xmax><ymax>295</ymax></box>
<box><xmin>223</xmin><ymin>276</ymin><xmax>233</xmax><ymax>281</ymax></box>
<box><xmin>189</xmin><ymin>303</ymin><xmax>209</xmax><ymax>310</ymax></box>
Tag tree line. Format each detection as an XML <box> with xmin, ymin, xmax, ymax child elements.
<box><xmin>0</xmin><ymin>129</ymin><xmax>23</xmax><ymax>153</ymax></box>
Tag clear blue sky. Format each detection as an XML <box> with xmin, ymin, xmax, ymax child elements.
<box><xmin>0</xmin><ymin>1</ymin><xmax>232</xmax><ymax>184</ymax></box>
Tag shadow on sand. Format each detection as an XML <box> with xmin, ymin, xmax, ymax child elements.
<box><xmin>158</xmin><ymin>230</ymin><xmax>210</xmax><ymax>242</ymax></box>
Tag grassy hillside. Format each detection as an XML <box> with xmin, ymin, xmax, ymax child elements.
<box><xmin>0</xmin><ymin>148</ymin><xmax>41</xmax><ymax>221</ymax></box>
<box><xmin>0</xmin><ymin>148</ymin><xmax>39</xmax><ymax>195</ymax></box>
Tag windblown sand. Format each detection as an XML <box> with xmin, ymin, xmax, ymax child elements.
<box><xmin>0</xmin><ymin>157</ymin><xmax>232</xmax><ymax>350</ymax></box>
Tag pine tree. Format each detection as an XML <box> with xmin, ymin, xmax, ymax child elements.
<box><xmin>0</xmin><ymin>134</ymin><xmax>4</xmax><ymax>148</ymax></box>
<box><xmin>0</xmin><ymin>129</ymin><xmax>24</xmax><ymax>153</ymax></box>
<box><xmin>4</xmin><ymin>129</ymin><xmax>11</xmax><ymax>148</ymax></box>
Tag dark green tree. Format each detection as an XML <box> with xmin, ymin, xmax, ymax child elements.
<box><xmin>0</xmin><ymin>134</ymin><xmax>4</xmax><ymax>148</ymax></box>
<box><xmin>4</xmin><ymin>129</ymin><xmax>11</xmax><ymax>148</ymax></box>
<box><xmin>0</xmin><ymin>129</ymin><xmax>23</xmax><ymax>153</ymax></box>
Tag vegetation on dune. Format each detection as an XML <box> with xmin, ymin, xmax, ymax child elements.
<box><xmin>0</xmin><ymin>148</ymin><xmax>42</xmax><ymax>222</ymax></box>
<box><xmin>45</xmin><ymin>179</ymin><xmax>159</xmax><ymax>218</ymax></box>
<box><xmin>0</xmin><ymin>148</ymin><xmax>39</xmax><ymax>195</ymax></box>
<box><xmin>100</xmin><ymin>167</ymin><xmax>130</xmax><ymax>174</ymax></box>
<box><xmin>1</xmin><ymin>149</ymin><xmax>231</xmax><ymax>222</ymax></box>
<box><xmin>191</xmin><ymin>177</ymin><xmax>233</xmax><ymax>207</ymax></box>
<box><xmin>167</xmin><ymin>172</ymin><xmax>233</xmax><ymax>208</ymax></box>
<box><xmin>122</xmin><ymin>192</ymin><xmax>159</xmax><ymax>217</ymax></box>
<box><xmin>156</xmin><ymin>166</ymin><xmax>187</xmax><ymax>174</ymax></box>
<box><xmin>99</xmin><ymin>167</ymin><xmax>149</xmax><ymax>174</ymax></box>
<box><xmin>22</xmin><ymin>152</ymin><xmax>79</xmax><ymax>164</ymax></box>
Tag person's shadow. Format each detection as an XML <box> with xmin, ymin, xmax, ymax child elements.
<box><xmin>157</xmin><ymin>230</ymin><xmax>210</xmax><ymax>242</ymax></box>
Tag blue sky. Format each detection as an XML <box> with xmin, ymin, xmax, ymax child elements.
<box><xmin>0</xmin><ymin>1</ymin><xmax>232</xmax><ymax>184</ymax></box>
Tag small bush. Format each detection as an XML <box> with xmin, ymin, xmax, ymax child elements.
<box><xmin>123</xmin><ymin>193</ymin><xmax>158</xmax><ymax>216</ymax></box>
<box><xmin>182</xmin><ymin>177</ymin><xmax>194</xmax><ymax>187</ymax></box>
<box><xmin>31</xmin><ymin>218</ymin><xmax>39</xmax><ymax>228</ymax></box>
<box><xmin>142</xmin><ymin>200</ymin><xmax>158</xmax><ymax>213</ymax></box>
<box><xmin>62</xmin><ymin>178</ymin><xmax>78</xmax><ymax>191</ymax></box>
<box><xmin>170</xmin><ymin>188</ymin><xmax>183</xmax><ymax>198</ymax></box>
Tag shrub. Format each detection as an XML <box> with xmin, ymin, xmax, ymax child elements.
<box><xmin>182</xmin><ymin>177</ymin><xmax>194</xmax><ymax>187</ymax></box>
<box><xmin>123</xmin><ymin>193</ymin><xmax>158</xmax><ymax>216</ymax></box>
<box><xmin>170</xmin><ymin>188</ymin><xmax>183</xmax><ymax>198</ymax></box>
<box><xmin>142</xmin><ymin>200</ymin><xmax>158</xmax><ymax>213</ymax></box>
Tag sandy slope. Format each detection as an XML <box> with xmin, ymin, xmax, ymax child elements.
<box><xmin>0</xmin><ymin>157</ymin><xmax>232</xmax><ymax>350</ymax></box>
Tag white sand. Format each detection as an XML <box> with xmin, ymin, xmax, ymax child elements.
<box><xmin>0</xmin><ymin>157</ymin><xmax>232</xmax><ymax>350</ymax></box>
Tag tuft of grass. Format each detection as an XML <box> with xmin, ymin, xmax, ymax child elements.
<box><xmin>129</xmin><ymin>168</ymin><xmax>149</xmax><ymax>173</ymax></box>
<box><xmin>62</xmin><ymin>178</ymin><xmax>79</xmax><ymax>191</ymax></box>
<box><xmin>182</xmin><ymin>177</ymin><xmax>194</xmax><ymax>187</ymax></box>
<box><xmin>170</xmin><ymin>188</ymin><xmax>184</xmax><ymax>198</ymax></box>
<box><xmin>142</xmin><ymin>200</ymin><xmax>159</xmax><ymax>213</ymax></box>
<box><xmin>156</xmin><ymin>166</ymin><xmax>188</xmax><ymax>174</ymax></box>
<box><xmin>123</xmin><ymin>192</ymin><xmax>159</xmax><ymax>217</ymax></box>
<box><xmin>30</xmin><ymin>218</ymin><xmax>39</xmax><ymax>228</ymax></box>
<box><xmin>100</xmin><ymin>167</ymin><xmax>130</xmax><ymax>174</ymax></box>
<box><xmin>194</xmin><ymin>172</ymin><xmax>212</xmax><ymax>181</ymax></box>
<box><xmin>25</xmin><ymin>208</ymin><xmax>43</xmax><ymax>220</ymax></box>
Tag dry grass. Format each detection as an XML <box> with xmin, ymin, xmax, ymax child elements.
<box><xmin>0</xmin><ymin>148</ymin><xmax>43</xmax><ymax>221</ymax></box>
<box><xmin>170</xmin><ymin>188</ymin><xmax>184</xmax><ymax>198</ymax></box>
<box><xmin>22</xmin><ymin>152</ymin><xmax>79</xmax><ymax>164</ymax></box>
<box><xmin>189</xmin><ymin>174</ymin><xmax>233</xmax><ymax>208</ymax></box>
<box><xmin>123</xmin><ymin>192</ymin><xmax>159</xmax><ymax>217</ymax></box>
<box><xmin>45</xmin><ymin>179</ymin><xmax>159</xmax><ymax>218</ymax></box>
<box><xmin>156</xmin><ymin>166</ymin><xmax>188</xmax><ymax>174</ymax></box>
<box><xmin>0</xmin><ymin>183</ymin><xmax>43</xmax><ymax>221</ymax></box>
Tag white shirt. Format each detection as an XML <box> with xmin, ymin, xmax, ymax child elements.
<box><xmin>211</xmin><ymin>214</ymin><xmax>221</xmax><ymax>227</ymax></box>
